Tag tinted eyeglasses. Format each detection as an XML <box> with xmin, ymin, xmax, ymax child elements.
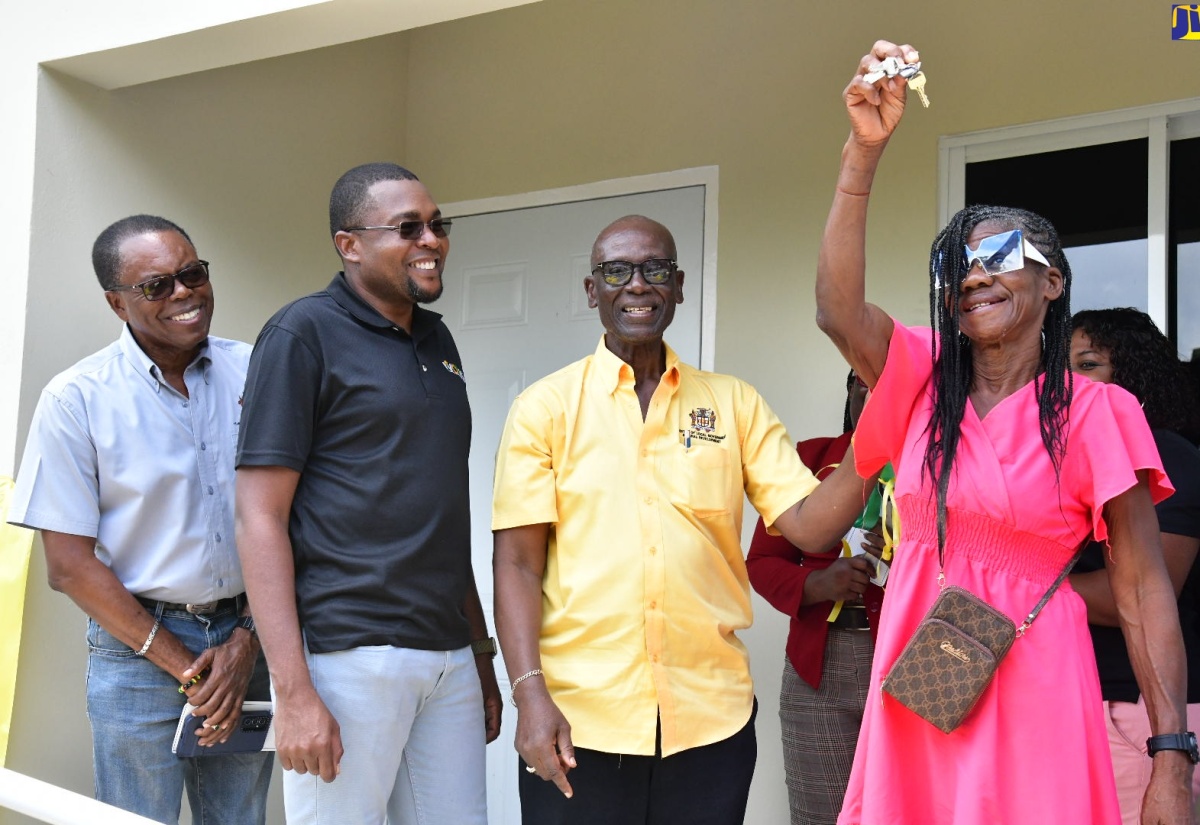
<box><xmin>591</xmin><ymin>258</ymin><xmax>677</xmax><ymax>287</ymax></box>
<box><xmin>344</xmin><ymin>219</ymin><xmax>453</xmax><ymax>240</ymax></box>
<box><xmin>963</xmin><ymin>229</ymin><xmax>1051</xmax><ymax>276</ymax></box>
<box><xmin>107</xmin><ymin>261</ymin><xmax>210</xmax><ymax>302</ymax></box>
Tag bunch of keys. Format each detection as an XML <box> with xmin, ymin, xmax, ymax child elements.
<box><xmin>863</xmin><ymin>56</ymin><xmax>930</xmax><ymax>108</ymax></box>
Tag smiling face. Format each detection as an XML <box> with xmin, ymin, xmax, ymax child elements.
<box><xmin>104</xmin><ymin>230</ymin><xmax>212</xmax><ymax>366</ymax></box>
<box><xmin>335</xmin><ymin>179</ymin><xmax>447</xmax><ymax>309</ymax></box>
<box><xmin>586</xmin><ymin>217</ymin><xmax>684</xmax><ymax>362</ymax></box>
<box><xmin>1069</xmin><ymin>329</ymin><xmax>1115</xmax><ymax>384</ymax></box>
<box><xmin>956</xmin><ymin>220</ymin><xmax>1062</xmax><ymax>346</ymax></box>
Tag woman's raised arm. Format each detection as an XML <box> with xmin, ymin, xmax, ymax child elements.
<box><xmin>815</xmin><ymin>40</ymin><xmax>921</xmax><ymax>387</ymax></box>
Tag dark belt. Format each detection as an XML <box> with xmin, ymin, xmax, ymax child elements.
<box><xmin>830</xmin><ymin>605</ymin><xmax>871</xmax><ymax>630</ymax></box>
<box><xmin>137</xmin><ymin>594</ymin><xmax>245</xmax><ymax>616</ymax></box>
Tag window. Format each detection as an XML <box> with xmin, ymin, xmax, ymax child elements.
<box><xmin>940</xmin><ymin>100</ymin><xmax>1200</xmax><ymax>358</ymax></box>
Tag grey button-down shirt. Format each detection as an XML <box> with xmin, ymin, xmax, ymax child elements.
<box><xmin>9</xmin><ymin>325</ymin><xmax>250</xmax><ymax>603</ymax></box>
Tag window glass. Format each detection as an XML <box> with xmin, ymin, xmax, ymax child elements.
<box><xmin>964</xmin><ymin>139</ymin><xmax>1149</xmax><ymax>317</ymax></box>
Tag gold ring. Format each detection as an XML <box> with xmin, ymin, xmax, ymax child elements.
<box><xmin>525</xmin><ymin>765</ymin><xmax>537</xmax><ymax>774</ymax></box>
<box><xmin>212</xmin><ymin>725</ymin><xmax>221</xmax><ymax>732</ymax></box>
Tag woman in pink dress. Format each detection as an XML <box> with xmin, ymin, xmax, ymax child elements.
<box><xmin>814</xmin><ymin>39</ymin><xmax>1195</xmax><ymax>824</ymax></box>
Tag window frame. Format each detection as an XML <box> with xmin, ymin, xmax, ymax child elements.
<box><xmin>939</xmin><ymin>98</ymin><xmax>1200</xmax><ymax>336</ymax></box>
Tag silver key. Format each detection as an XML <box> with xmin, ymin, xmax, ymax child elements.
<box><xmin>907</xmin><ymin>71</ymin><xmax>930</xmax><ymax>108</ymax></box>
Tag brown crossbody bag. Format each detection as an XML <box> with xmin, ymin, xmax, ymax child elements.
<box><xmin>881</xmin><ymin>544</ymin><xmax>1083</xmax><ymax>734</ymax></box>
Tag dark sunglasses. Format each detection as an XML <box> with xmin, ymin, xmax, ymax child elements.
<box><xmin>107</xmin><ymin>261</ymin><xmax>210</xmax><ymax>302</ymax></box>
<box><xmin>591</xmin><ymin>258</ymin><xmax>677</xmax><ymax>287</ymax></box>
<box><xmin>344</xmin><ymin>219</ymin><xmax>453</xmax><ymax>240</ymax></box>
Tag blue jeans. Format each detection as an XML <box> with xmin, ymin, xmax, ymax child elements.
<box><xmin>282</xmin><ymin>644</ymin><xmax>487</xmax><ymax>825</ymax></box>
<box><xmin>86</xmin><ymin>603</ymin><xmax>273</xmax><ymax>825</ymax></box>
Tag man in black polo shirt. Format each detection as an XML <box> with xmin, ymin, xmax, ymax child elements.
<box><xmin>234</xmin><ymin>162</ymin><xmax>501</xmax><ymax>824</ymax></box>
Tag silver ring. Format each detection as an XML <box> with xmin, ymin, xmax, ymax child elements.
<box><xmin>525</xmin><ymin>765</ymin><xmax>537</xmax><ymax>774</ymax></box>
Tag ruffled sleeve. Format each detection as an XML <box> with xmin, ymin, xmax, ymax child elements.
<box><xmin>854</xmin><ymin>319</ymin><xmax>934</xmax><ymax>478</ymax></box>
<box><xmin>1067</xmin><ymin>378</ymin><xmax>1173</xmax><ymax>543</ymax></box>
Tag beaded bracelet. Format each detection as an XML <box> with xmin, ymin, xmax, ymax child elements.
<box><xmin>177</xmin><ymin>673</ymin><xmax>203</xmax><ymax>694</ymax></box>
<box><xmin>136</xmin><ymin>619</ymin><xmax>161</xmax><ymax>657</ymax></box>
<box><xmin>509</xmin><ymin>668</ymin><xmax>543</xmax><ymax>706</ymax></box>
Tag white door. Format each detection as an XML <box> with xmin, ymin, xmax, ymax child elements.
<box><xmin>438</xmin><ymin>183</ymin><xmax>709</xmax><ymax>824</ymax></box>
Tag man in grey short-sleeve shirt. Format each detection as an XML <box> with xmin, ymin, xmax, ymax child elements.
<box><xmin>9</xmin><ymin>214</ymin><xmax>272</xmax><ymax>824</ymax></box>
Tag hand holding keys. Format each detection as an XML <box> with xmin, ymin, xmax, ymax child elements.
<box><xmin>863</xmin><ymin>56</ymin><xmax>930</xmax><ymax>108</ymax></box>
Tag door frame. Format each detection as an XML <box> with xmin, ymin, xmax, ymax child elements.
<box><xmin>441</xmin><ymin>166</ymin><xmax>719</xmax><ymax>370</ymax></box>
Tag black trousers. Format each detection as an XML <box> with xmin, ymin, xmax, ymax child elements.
<box><xmin>518</xmin><ymin>700</ymin><xmax>758</xmax><ymax>825</ymax></box>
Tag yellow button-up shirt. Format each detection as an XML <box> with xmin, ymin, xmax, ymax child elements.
<box><xmin>492</xmin><ymin>338</ymin><xmax>817</xmax><ymax>756</ymax></box>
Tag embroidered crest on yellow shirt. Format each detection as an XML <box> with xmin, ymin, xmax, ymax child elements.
<box><xmin>680</xmin><ymin>407</ymin><xmax>726</xmax><ymax>449</ymax></box>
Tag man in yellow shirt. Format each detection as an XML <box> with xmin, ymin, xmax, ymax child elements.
<box><xmin>492</xmin><ymin>215</ymin><xmax>878</xmax><ymax>823</ymax></box>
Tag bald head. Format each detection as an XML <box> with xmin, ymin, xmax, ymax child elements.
<box><xmin>591</xmin><ymin>215</ymin><xmax>677</xmax><ymax>266</ymax></box>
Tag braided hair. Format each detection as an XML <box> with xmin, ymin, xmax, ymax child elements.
<box><xmin>925</xmin><ymin>205</ymin><xmax>1074</xmax><ymax>552</ymax></box>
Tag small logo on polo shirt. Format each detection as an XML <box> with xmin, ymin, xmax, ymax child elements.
<box><xmin>442</xmin><ymin>360</ymin><xmax>465</xmax><ymax>381</ymax></box>
<box><xmin>680</xmin><ymin>407</ymin><xmax>726</xmax><ymax>448</ymax></box>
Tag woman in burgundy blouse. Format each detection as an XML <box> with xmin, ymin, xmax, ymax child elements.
<box><xmin>747</xmin><ymin>372</ymin><xmax>885</xmax><ymax>825</ymax></box>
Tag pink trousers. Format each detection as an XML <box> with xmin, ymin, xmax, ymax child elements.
<box><xmin>1104</xmin><ymin>698</ymin><xmax>1200</xmax><ymax>824</ymax></box>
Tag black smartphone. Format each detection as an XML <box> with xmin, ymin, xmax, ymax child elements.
<box><xmin>172</xmin><ymin>701</ymin><xmax>274</xmax><ymax>757</ymax></box>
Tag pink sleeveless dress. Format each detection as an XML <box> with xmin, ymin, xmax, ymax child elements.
<box><xmin>838</xmin><ymin>321</ymin><xmax>1171</xmax><ymax>825</ymax></box>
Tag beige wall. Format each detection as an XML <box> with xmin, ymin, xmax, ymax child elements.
<box><xmin>5</xmin><ymin>34</ymin><xmax>411</xmax><ymax>825</ymax></box>
<box><xmin>402</xmin><ymin>0</ymin><xmax>1199</xmax><ymax>436</ymax></box>
<box><xmin>7</xmin><ymin>1</ymin><xmax>1199</xmax><ymax>823</ymax></box>
<box><xmin>391</xmin><ymin>3</ymin><xmax>1198</xmax><ymax>820</ymax></box>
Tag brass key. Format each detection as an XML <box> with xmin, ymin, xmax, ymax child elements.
<box><xmin>907</xmin><ymin>71</ymin><xmax>930</xmax><ymax>108</ymax></box>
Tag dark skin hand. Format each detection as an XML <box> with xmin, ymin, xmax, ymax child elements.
<box><xmin>802</xmin><ymin>530</ymin><xmax>884</xmax><ymax>604</ymax></box>
<box><xmin>475</xmin><ymin>653</ymin><xmax>504</xmax><ymax>744</ymax></box>
<box><xmin>181</xmin><ymin>626</ymin><xmax>260</xmax><ymax>745</ymax></box>
<box><xmin>494</xmin><ymin>522</ymin><xmax>576</xmax><ymax>799</ymax></box>
<box><xmin>42</xmin><ymin>530</ymin><xmax>258</xmax><ymax>747</ymax></box>
<box><xmin>237</xmin><ymin>465</ymin><xmax>502</xmax><ymax>778</ymax></box>
<box><xmin>463</xmin><ymin>575</ymin><xmax>504</xmax><ymax>743</ymax></box>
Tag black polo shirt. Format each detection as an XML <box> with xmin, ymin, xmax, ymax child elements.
<box><xmin>1076</xmin><ymin>428</ymin><xmax>1200</xmax><ymax>703</ymax></box>
<box><xmin>237</xmin><ymin>273</ymin><xmax>473</xmax><ymax>654</ymax></box>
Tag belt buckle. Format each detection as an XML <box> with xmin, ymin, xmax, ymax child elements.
<box><xmin>185</xmin><ymin>601</ymin><xmax>219</xmax><ymax>615</ymax></box>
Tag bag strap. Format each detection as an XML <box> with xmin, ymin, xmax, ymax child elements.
<box><xmin>937</xmin><ymin>544</ymin><xmax>1085</xmax><ymax>637</ymax></box>
<box><xmin>1016</xmin><ymin>544</ymin><xmax>1085</xmax><ymax>636</ymax></box>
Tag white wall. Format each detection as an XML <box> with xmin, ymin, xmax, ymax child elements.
<box><xmin>5</xmin><ymin>1</ymin><xmax>1200</xmax><ymax>823</ymax></box>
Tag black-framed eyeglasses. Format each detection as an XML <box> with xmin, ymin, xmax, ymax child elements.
<box><xmin>106</xmin><ymin>261</ymin><xmax>210</xmax><ymax>302</ymax></box>
<box><xmin>344</xmin><ymin>219</ymin><xmax>453</xmax><ymax>240</ymax></box>
<box><xmin>591</xmin><ymin>258</ymin><xmax>677</xmax><ymax>286</ymax></box>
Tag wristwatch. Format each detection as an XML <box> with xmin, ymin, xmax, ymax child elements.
<box><xmin>235</xmin><ymin>615</ymin><xmax>257</xmax><ymax>637</ymax></box>
<box><xmin>470</xmin><ymin>637</ymin><xmax>498</xmax><ymax>658</ymax></box>
<box><xmin>1146</xmin><ymin>732</ymin><xmax>1200</xmax><ymax>763</ymax></box>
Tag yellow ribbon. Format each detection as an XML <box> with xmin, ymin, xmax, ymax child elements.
<box><xmin>825</xmin><ymin>471</ymin><xmax>901</xmax><ymax>623</ymax></box>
